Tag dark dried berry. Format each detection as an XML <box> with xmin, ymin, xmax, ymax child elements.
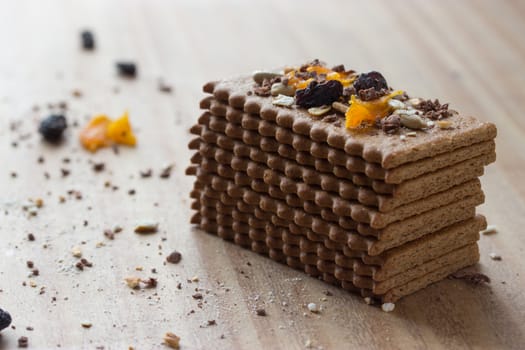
<box><xmin>295</xmin><ymin>80</ymin><xmax>343</xmax><ymax>108</ymax></box>
<box><xmin>0</xmin><ymin>308</ymin><xmax>12</xmax><ymax>331</ymax></box>
<box><xmin>116</xmin><ymin>62</ymin><xmax>137</xmax><ymax>78</ymax></box>
<box><xmin>80</xmin><ymin>30</ymin><xmax>95</xmax><ymax>50</ymax></box>
<box><xmin>353</xmin><ymin>71</ymin><xmax>388</xmax><ymax>93</ymax></box>
<box><xmin>38</xmin><ymin>115</ymin><xmax>67</xmax><ymax>143</ymax></box>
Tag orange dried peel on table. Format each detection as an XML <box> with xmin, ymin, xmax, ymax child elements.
<box><xmin>345</xmin><ymin>90</ymin><xmax>404</xmax><ymax>129</ymax></box>
<box><xmin>80</xmin><ymin>111</ymin><xmax>137</xmax><ymax>152</ymax></box>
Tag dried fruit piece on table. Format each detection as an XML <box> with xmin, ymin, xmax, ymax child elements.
<box><xmin>79</xmin><ymin>111</ymin><xmax>137</xmax><ymax>152</ymax></box>
<box><xmin>0</xmin><ymin>308</ymin><xmax>12</xmax><ymax>331</ymax></box>
<box><xmin>295</xmin><ymin>80</ymin><xmax>343</xmax><ymax>108</ymax></box>
<box><xmin>116</xmin><ymin>61</ymin><xmax>137</xmax><ymax>78</ymax></box>
<box><xmin>345</xmin><ymin>90</ymin><xmax>404</xmax><ymax>129</ymax></box>
<box><xmin>80</xmin><ymin>30</ymin><xmax>95</xmax><ymax>50</ymax></box>
<box><xmin>38</xmin><ymin>115</ymin><xmax>67</xmax><ymax>143</ymax></box>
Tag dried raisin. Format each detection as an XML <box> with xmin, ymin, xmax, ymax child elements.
<box><xmin>80</xmin><ymin>30</ymin><xmax>95</xmax><ymax>50</ymax></box>
<box><xmin>0</xmin><ymin>308</ymin><xmax>11</xmax><ymax>331</ymax></box>
<box><xmin>295</xmin><ymin>80</ymin><xmax>343</xmax><ymax>108</ymax></box>
<box><xmin>116</xmin><ymin>62</ymin><xmax>137</xmax><ymax>78</ymax></box>
<box><xmin>38</xmin><ymin>115</ymin><xmax>67</xmax><ymax>143</ymax></box>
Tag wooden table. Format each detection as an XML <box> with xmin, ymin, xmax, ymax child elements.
<box><xmin>0</xmin><ymin>0</ymin><xmax>524</xmax><ymax>349</ymax></box>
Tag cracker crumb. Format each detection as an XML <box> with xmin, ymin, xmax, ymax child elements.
<box><xmin>125</xmin><ymin>277</ymin><xmax>141</xmax><ymax>289</ymax></box>
<box><xmin>489</xmin><ymin>252</ymin><xmax>502</xmax><ymax>261</ymax></box>
<box><xmin>163</xmin><ymin>332</ymin><xmax>180</xmax><ymax>349</ymax></box>
<box><xmin>71</xmin><ymin>246</ymin><xmax>82</xmax><ymax>258</ymax></box>
<box><xmin>134</xmin><ymin>221</ymin><xmax>158</xmax><ymax>234</ymax></box>
<box><xmin>307</xmin><ymin>302</ymin><xmax>320</xmax><ymax>313</ymax></box>
<box><xmin>381</xmin><ymin>302</ymin><xmax>395</xmax><ymax>312</ymax></box>
<box><xmin>481</xmin><ymin>225</ymin><xmax>498</xmax><ymax>235</ymax></box>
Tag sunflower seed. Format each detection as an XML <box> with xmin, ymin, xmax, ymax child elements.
<box><xmin>399</xmin><ymin>114</ymin><xmax>428</xmax><ymax>129</ymax></box>
<box><xmin>272</xmin><ymin>94</ymin><xmax>294</xmax><ymax>107</ymax></box>
<box><xmin>331</xmin><ymin>101</ymin><xmax>349</xmax><ymax>114</ymax></box>
<box><xmin>307</xmin><ymin>105</ymin><xmax>331</xmax><ymax>117</ymax></box>
<box><xmin>271</xmin><ymin>82</ymin><xmax>295</xmax><ymax>96</ymax></box>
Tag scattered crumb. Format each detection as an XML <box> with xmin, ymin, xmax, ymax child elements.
<box><xmin>381</xmin><ymin>303</ymin><xmax>395</xmax><ymax>312</ymax></box>
<box><xmin>71</xmin><ymin>246</ymin><xmax>82</xmax><ymax>258</ymax></box>
<box><xmin>18</xmin><ymin>336</ymin><xmax>29</xmax><ymax>348</ymax></box>
<box><xmin>81</xmin><ymin>322</ymin><xmax>92</xmax><ymax>328</ymax></box>
<box><xmin>481</xmin><ymin>225</ymin><xmax>498</xmax><ymax>235</ymax></box>
<box><xmin>363</xmin><ymin>297</ymin><xmax>373</xmax><ymax>305</ymax></box>
<box><xmin>166</xmin><ymin>251</ymin><xmax>182</xmax><ymax>264</ymax></box>
<box><xmin>307</xmin><ymin>303</ymin><xmax>320</xmax><ymax>313</ymax></box>
<box><xmin>489</xmin><ymin>252</ymin><xmax>502</xmax><ymax>261</ymax></box>
<box><xmin>450</xmin><ymin>271</ymin><xmax>491</xmax><ymax>285</ymax></box>
<box><xmin>125</xmin><ymin>277</ymin><xmax>141</xmax><ymax>289</ymax></box>
<box><xmin>159</xmin><ymin>164</ymin><xmax>174</xmax><ymax>179</ymax></box>
<box><xmin>134</xmin><ymin>221</ymin><xmax>159</xmax><ymax>234</ymax></box>
<box><xmin>255</xmin><ymin>308</ymin><xmax>267</xmax><ymax>316</ymax></box>
<box><xmin>163</xmin><ymin>332</ymin><xmax>180</xmax><ymax>349</ymax></box>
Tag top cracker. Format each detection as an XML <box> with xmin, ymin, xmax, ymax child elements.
<box><xmin>203</xmin><ymin>60</ymin><xmax>496</xmax><ymax>169</ymax></box>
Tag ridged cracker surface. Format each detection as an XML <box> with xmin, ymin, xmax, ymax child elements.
<box><xmin>203</xmin><ymin>78</ymin><xmax>497</xmax><ymax>168</ymax></box>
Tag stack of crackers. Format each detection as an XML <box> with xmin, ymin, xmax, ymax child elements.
<box><xmin>186</xmin><ymin>63</ymin><xmax>497</xmax><ymax>303</ymax></box>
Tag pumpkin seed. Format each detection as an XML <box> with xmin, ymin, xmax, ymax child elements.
<box><xmin>253</xmin><ymin>71</ymin><xmax>282</xmax><ymax>85</ymax></box>
<box><xmin>332</xmin><ymin>101</ymin><xmax>349</xmax><ymax>114</ymax></box>
<box><xmin>399</xmin><ymin>114</ymin><xmax>428</xmax><ymax>129</ymax></box>
<box><xmin>407</xmin><ymin>98</ymin><xmax>422</xmax><ymax>106</ymax></box>
<box><xmin>271</xmin><ymin>82</ymin><xmax>295</xmax><ymax>96</ymax></box>
<box><xmin>272</xmin><ymin>94</ymin><xmax>295</xmax><ymax>107</ymax></box>
<box><xmin>307</xmin><ymin>105</ymin><xmax>331</xmax><ymax>116</ymax></box>
<box><xmin>393</xmin><ymin>108</ymin><xmax>417</xmax><ymax>116</ymax></box>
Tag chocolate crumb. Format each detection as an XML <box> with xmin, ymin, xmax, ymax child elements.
<box><xmin>18</xmin><ymin>336</ymin><xmax>29</xmax><ymax>348</ymax></box>
<box><xmin>140</xmin><ymin>169</ymin><xmax>152</xmax><ymax>178</ymax></box>
<box><xmin>159</xmin><ymin>164</ymin><xmax>173</xmax><ymax>179</ymax></box>
<box><xmin>128</xmin><ymin>189</ymin><xmax>136</xmax><ymax>196</ymax></box>
<box><xmin>116</xmin><ymin>62</ymin><xmax>137</xmax><ymax>78</ymax></box>
<box><xmin>166</xmin><ymin>251</ymin><xmax>182</xmax><ymax>264</ymax></box>
<box><xmin>27</xmin><ymin>233</ymin><xmax>35</xmax><ymax>241</ymax></box>
<box><xmin>207</xmin><ymin>320</ymin><xmax>216</xmax><ymax>326</ymax></box>
<box><xmin>92</xmin><ymin>162</ymin><xmax>105</xmax><ymax>172</ymax></box>
<box><xmin>381</xmin><ymin>115</ymin><xmax>401</xmax><ymax>134</ymax></box>
<box><xmin>61</xmin><ymin>169</ymin><xmax>70</xmax><ymax>177</ymax></box>
<box><xmin>26</xmin><ymin>261</ymin><xmax>34</xmax><ymax>268</ymax></box>
<box><xmin>192</xmin><ymin>293</ymin><xmax>203</xmax><ymax>300</ymax></box>
<box><xmin>158</xmin><ymin>79</ymin><xmax>173</xmax><ymax>93</ymax></box>
<box><xmin>255</xmin><ymin>308</ymin><xmax>267</xmax><ymax>316</ymax></box>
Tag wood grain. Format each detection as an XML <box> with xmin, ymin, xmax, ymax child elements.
<box><xmin>0</xmin><ymin>0</ymin><xmax>524</xmax><ymax>349</ymax></box>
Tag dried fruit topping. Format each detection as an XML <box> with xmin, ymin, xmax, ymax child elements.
<box><xmin>295</xmin><ymin>80</ymin><xmax>343</xmax><ymax>108</ymax></box>
<box><xmin>284</xmin><ymin>61</ymin><xmax>356</xmax><ymax>91</ymax></box>
<box><xmin>79</xmin><ymin>111</ymin><xmax>136</xmax><ymax>152</ymax></box>
<box><xmin>38</xmin><ymin>115</ymin><xmax>67</xmax><ymax>143</ymax></box>
<box><xmin>353</xmin><ymin>71</ymin><xmax>388</xmax><ymax>93</ymax></box>
<box><xmin>345</xmin><ymin>90</ymin><xmax>403</xmax><ymax>129</ymax></box>
<box><xmin>0</xmin><ymin>307</ymin><xmax>11</xmax><ymax>331</ymax></box>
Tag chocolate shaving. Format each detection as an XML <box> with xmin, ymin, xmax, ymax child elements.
<box><xmin>417</xmin><ymin>99</ymin><xmax>454</xmax><ymax>120</ymax></box>
<box><xmin>358</xmin><ymin>87</ymin><xmax>387</xmax><ymax>101</ymax></box>
<box><xmin>381</xmin><ymin>115</ymin><xmax>401</xmax><ymax>134</ymax></box>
